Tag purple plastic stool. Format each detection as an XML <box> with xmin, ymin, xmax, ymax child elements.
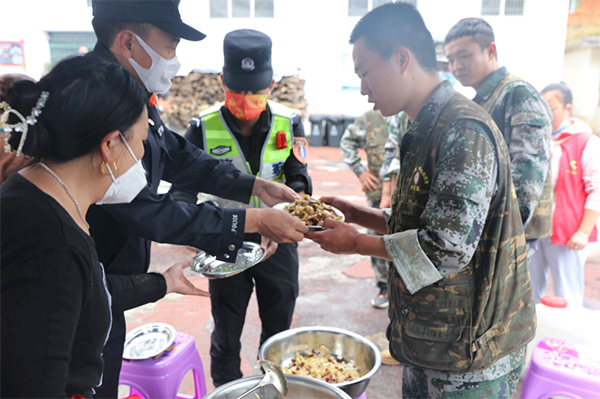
<box><xmin>521</xmin><ymin>337</ymin><xmax>600</xmax><ymax>399</ymax></box>
<box><xmin>356</xmin><ymin>392</ymin><xmax>367</xmax><ymax>399</ymax></box>
<box><xmin>119</xmin><ymin>332</ymin><xmax>207</xmax><ymax>399</ymax></box>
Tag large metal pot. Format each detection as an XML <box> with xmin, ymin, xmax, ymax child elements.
<box><xmin>202</xmin><ymin>374</ymin><xmax>351</xmax><ymax>399</ymax></box>
<box><xmin>259</xmin><ymin>326</ymin><xmax>381</xmax><ymax>399</ymax></box>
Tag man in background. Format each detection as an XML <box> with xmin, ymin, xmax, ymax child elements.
<box><xmin>445</xmin><ymin>18</ymin><xmax>553</xmax><ymax>254</ymax></box>
<box><xmin>341</xmin><ymin>109</ymin><xmax>397</xmax><ymax>309</ymax></box>
<box><xmin>171</xmin><ymin>29</ymin><xmax>311</xmax><ymax>387</ymax></box>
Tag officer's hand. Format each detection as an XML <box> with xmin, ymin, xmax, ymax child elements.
<box><xmin>252</xmin><ymin>177</ymin><xmax>300</xmax><ymax>207</ymax></box>
<box><xmin>260</xmin><ymin>236</ymin><xmax>278</xmax><ymax>261</ymax></box>
<box><xmin>305</xmin><ymin>219</ymin><xmax>360</xmax><ymax>254</ymax></box>
<box><xmin>246</xmin><ymin>208</ymin><xmax>308</xmax><ymax>243</ymax></box>
<box><xmin>358</xmin><ymin>170</ymin><xmax>379</xmax><ymax>192</ymax></box>
<box><xmin>162</xmin><ymin>259</ymin><xmax>210</xmax><ymax>297</ymax></box>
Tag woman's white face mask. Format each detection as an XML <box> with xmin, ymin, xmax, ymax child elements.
<box><xmin>96</xmin><ymin>133</ymin><xmax>147</xmax><ymax>205</ymax></box>
<box><xmin>128</xmin><ymin>34</ymin><xmax>181</xmax><ymax>94</ymax></box>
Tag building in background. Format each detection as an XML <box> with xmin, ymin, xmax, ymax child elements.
<box><xmin>0</xmin><ymin>0</ymin><xmax>569</xmax><ymax>119</ymax></box>
<box><xmin>563</xmin><ymin>0</ymin><xmax>600</xmax><ymax>133</ymax></box>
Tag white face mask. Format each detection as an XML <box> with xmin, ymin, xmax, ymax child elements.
<box><xmin>128</xmin><ymin>34</ymin><xmax>181</xmax><ymax>94</ymax></box>
<box><xmin>97</xmin><ymin>133</ymin><xmax>147</xmax><ymax>205</ymax></box>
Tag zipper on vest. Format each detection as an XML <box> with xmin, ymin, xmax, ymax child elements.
<box><xmin>401</xmin><ymin>307</ymin><xmax>412</xmax><ymax>315</ymax></box>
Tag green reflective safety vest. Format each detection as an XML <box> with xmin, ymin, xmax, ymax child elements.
<box><xmin>200</xmin><ymin>101</ymin><xmax>294</xmax><ymax>209</ymax></box>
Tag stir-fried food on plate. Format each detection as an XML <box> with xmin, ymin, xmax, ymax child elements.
<box><xmin>281</xmin><ymin>345</ymin><xmax>361</xmax><ymax>383</ymax></box>
<box><xmin>283</xmin><ymin>195</ymin><xmax>343</xmax><ymax>226</ymax></box>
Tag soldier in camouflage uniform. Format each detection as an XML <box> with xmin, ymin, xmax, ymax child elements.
<box><xmin>306</xmin><ymin>3</ymin><xmax>536</xmax><ymax>397</ymax></box>
<box><xmin>341</xmin><ymin>109</ymin><xmax>392</xmax><ymax>308</ymax></box>
<box><xmin>445</xmin><ymin>18</ymin><xmax>553</xmax><ymax>257</ymax></box>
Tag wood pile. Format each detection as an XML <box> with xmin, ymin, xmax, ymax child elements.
<box><xmin>163</xmin><ymin>72</ymin><xmax>308</xmax><ymax>130</ymax></box>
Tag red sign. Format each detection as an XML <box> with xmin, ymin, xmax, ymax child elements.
<box><xmin>0</xmin><ymin>41</ymin><xmax>25</xmax><ymax>66</ymax></box>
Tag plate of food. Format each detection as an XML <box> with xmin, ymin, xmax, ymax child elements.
<box><xmin>189</xmin><ymin>241</ymin><xmax>266</xmax><ymax>279</ymax></box>
<box><xmin>274</xmin><ymin>195</ymin><xmax>345</xmax><ymax>231</ymax></box>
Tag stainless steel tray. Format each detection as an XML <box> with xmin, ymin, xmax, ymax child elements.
<box><xmin>122</xmin><ymin>322</ymin><xmax>176</xmax><ymax>360</ymax></box>
<box><xmin>190</xmin><ymin>241</ymin><xmax>266</xmax><ymax>279</ymax></box>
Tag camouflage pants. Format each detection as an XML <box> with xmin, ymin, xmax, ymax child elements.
<box><xmin>402</xmin><ymin>348</ymin><xmax>524</xmax><ymax>398</ymax></box>
<box><xmin>367</xmin><ymin>199</ymin><xmax>388</xmax><ymax>285</ymax></box>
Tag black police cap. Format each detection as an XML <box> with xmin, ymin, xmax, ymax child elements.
<box><xmin>92</xmin><ymin>0</ymin><xmax>206</xmax><ymax>41</ymax></box>
<box><xmin>222</xmin><ymin>29</ymin><xmax>273</xmax><ymax>92</ymax></box>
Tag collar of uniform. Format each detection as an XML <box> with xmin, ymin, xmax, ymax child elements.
<box><xmin>474</xmin><ymin>66</ymin><xmax>508</xmax><ymax>103</ymax></box>
<box><xmin>220</xmin><ymin>103</ymin><xmax>272</xmax><ymax>139</ymax></box>
<box><xmin>404</xmin><ymin>80</ymin><xmax>455</xmax><ymax>141</ymax></box>
<box><xmin>90</xmin><ymin>41</ymin><xmax>119</xmax><ymax>65</ymax></box>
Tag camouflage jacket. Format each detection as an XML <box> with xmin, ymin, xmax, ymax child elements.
<box><xmin>380</xmin><ymin>112</ymin><xmax>409</xmax><ymax>179</ymax></box>
<box><xmin>340</xmin><ymin>110</ymin><xmax>389</xmax><ymax>201</ymax></box>
<box><xmin>384</xmin><ymin>81</ymin><xmax>536</xmax><ymax>373</ymax></box>
<box><xmin>474</xmin><ymin>67</ymin><xmax>552</xmax><ymax>240</ymax></box>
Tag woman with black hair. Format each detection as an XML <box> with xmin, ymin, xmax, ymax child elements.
<box><xmin>2</xmin><ymin>56</ymin><xmax>149</xmax><ymax>398</ymax></box>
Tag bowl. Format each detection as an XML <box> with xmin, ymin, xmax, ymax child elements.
<box><xmin>202</xmin><ymin>374</ymin><xmax>351</xmax><ymax>399</ymax></box>
<box><xmin>259</xmin><ymin>326</ymin><xmax>381</xmax><ymax>399</ymax></box>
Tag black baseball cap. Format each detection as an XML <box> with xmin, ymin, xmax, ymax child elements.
<box><xmin>92</xmin><ymin>0</ymin><xmax>206</xmax><ymax>41</ymax></box>
<box><xmin>222</xmin><ymin>29</ymin><xmax>273</xmax><ymax>92</ymax></box>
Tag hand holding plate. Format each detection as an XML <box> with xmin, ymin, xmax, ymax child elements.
<box><xmin>305</xmin><ymin>218</ymin><xmax>362</xmax><ymax>255</ymax></box>
<box><xmin>318</xmin><ymin>196</ymin><xmax>357</xmax><ymax>224</ymax></box>
<box><xmin>163</xmin><ymin>259</ymin><xmax>210</xmax><ymax>297</ymax></box>
<box><xmin>252</xmin><ymin>177</ymin><xmax>300</xmax><ymax>207</ymax></box>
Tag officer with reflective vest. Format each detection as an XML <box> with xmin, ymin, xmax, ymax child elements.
<box><xmin>170</xmin><ymin>29</ymin><xmax>311</xmax><ymax>387</ymax></box>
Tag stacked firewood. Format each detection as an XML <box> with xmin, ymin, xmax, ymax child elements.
<box><xmin>163</xmin><ymin>72</ymin><xmax>308</xmax><ymax>129</ymax></box>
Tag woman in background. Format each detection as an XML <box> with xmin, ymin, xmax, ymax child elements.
<box><xmin>0</xmin><ymin>73</ymin><xmax>35</xmax><ymax>183</ymax></box>
<box><xmin>528</xmin><ymin>82</ymin><xmax>600</xmax><ymax>307</ymax></box>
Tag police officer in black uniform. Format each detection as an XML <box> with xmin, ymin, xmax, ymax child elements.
<box><xmin>171</xmin><ymin>29</ymin><xmax>311</xmax><ymax>387</ymax></box>
<box><xmin>87</xmin><ymin>2</ymin><xmax>307</xmax><ymax>397</ymax></box>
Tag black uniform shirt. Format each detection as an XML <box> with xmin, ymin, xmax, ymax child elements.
<box><xmin>85</xmin><ymin>43</ymin><xmax>255</xmax><ymax>313</ymax></box>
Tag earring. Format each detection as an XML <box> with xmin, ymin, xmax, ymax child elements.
<box><xmin>100</xmin><ymin>161</ymin><xmax>118</xmax><ymax>176</ymax></box>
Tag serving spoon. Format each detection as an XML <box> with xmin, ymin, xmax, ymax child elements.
<box><xmin>234</xmin><ymin>360</ymin><xmax>288</xmax><ymax>399</ymax></box>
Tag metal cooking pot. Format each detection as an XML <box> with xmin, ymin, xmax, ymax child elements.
<box><xmin>259</xmin><ymin>326</ymin><xmax>381</xmax><ymax>399</ymax></box>
<box><xmin>202</xmin><ymin>374</ymin><xmax>351</xmax><ymax>399</ymax></box>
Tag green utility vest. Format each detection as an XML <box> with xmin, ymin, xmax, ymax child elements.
<box><xmin>387</xmin><ymin>93</ymin><xmax>536</xmax><ymax>373</ymax></box>
<box><xmin>200</xmin><ymin>101</ymin><xmax>293</xmax><ymax>209</ymax></box>
<box><xmin>478</xmin><ymin>74</ymin><xmax>553</xmax><ymax>241</ymax></box>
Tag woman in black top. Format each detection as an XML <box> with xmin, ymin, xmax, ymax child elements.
<box><xmin>0</xmin><ymin>56</ymin><xmax>149</xmax><ymax>398</ymax></box>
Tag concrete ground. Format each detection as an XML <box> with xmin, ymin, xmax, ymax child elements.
<box><xmin>122</xmin><ymin>146</ymin><xmax>600</xmax><ymax>398</ymax></box>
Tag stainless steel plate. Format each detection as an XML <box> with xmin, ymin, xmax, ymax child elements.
<box><xmin>122</xmin><ymin>322</ymin><xmax>176</xmax><ymax>360</ymax></box>
<box><xmin>190</xmin><ymin>241</ymin><xmax>266</xmax><ymax>279</ymax></box>
<box><xmin>273</xmin><ymin>202</ymin><xmax>345</xmax><ymax>230</ymax></box>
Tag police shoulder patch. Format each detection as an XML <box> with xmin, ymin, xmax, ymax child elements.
<box><xmin>292</xmin><ymin>137</ymin><xmax>308</xmax><ymax>164</ymax></box>
<box><xmin>210</xmin><ymin>145</ymin><xmax>232</xmax><ymax>156</ymax></box>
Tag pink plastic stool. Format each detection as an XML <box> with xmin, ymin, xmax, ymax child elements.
<box><xmin>521</xmin><ymin>337</ymin><xmax>600</xmax><ymax>399</ymax></box>
<box><xmin>119</xmin><ymin>332</ymin><xmax>207</xmax><ymax>399</ymax></box>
